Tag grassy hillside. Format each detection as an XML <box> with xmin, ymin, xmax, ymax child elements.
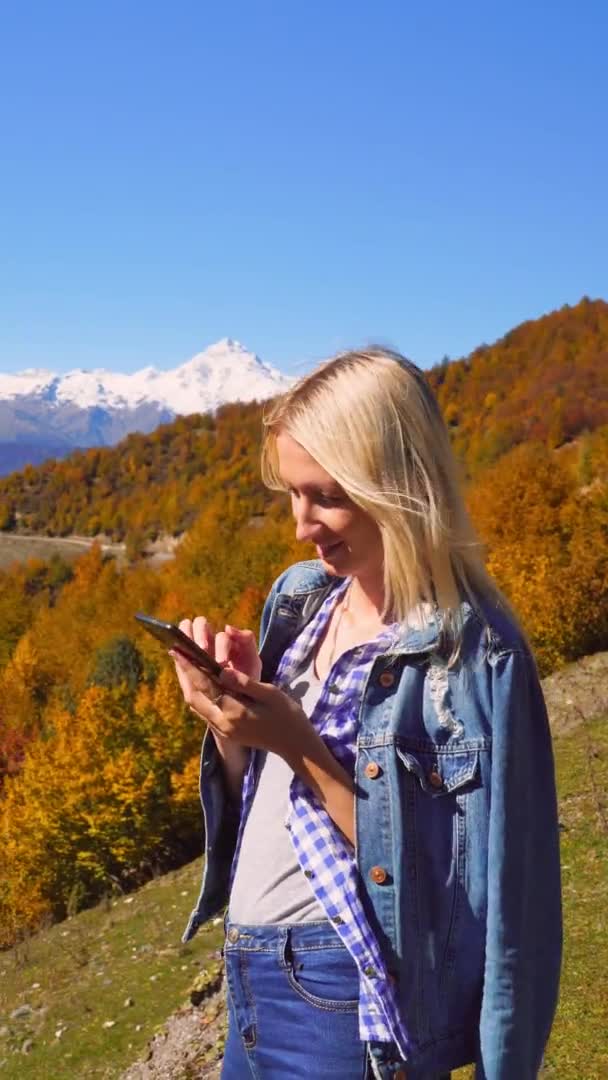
<box><xmin>0</xmin><ymin>858</ymin><xmax>224</xmax><ymax>1079</ymax></box>
<box><xmin>1</xmin><ymin>684</ymin><xmax>606</xmax><ymax>1078</ymax></box>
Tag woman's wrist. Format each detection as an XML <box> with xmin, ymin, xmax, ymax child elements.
<box><xmin>211</xmin><ymin>730</ymin><xmax>248</xmax><ymax>802</ymax></box>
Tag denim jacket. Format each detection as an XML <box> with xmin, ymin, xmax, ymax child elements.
<box><xmin>183</xmin><ymin>560</ymin><xmax>562</xmax><ymax>1079</ymax></box>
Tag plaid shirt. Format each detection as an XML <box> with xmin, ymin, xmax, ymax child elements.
<box><xmin>230</xmin><ymin>577</ymin><xmax>412</xmax><ymax>1059</ymax></box>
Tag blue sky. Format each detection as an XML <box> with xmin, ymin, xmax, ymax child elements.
<box><xmin>1</xmin><ymin>0</ymin><xmax>607</xmax><ymax>376</ymax></box>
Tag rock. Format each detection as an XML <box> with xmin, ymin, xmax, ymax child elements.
<box><xmin>190</xmin><ymin>960</ymin><xmax>224</xmax><ymax>1006</ymax></box>
<box><xmin>124</xmin><ymin>997</ymin><xmax>135</xmax><ymax>1007</ymax></box>
<box><xmin>102</xmin><ymin>1020</ymin><xmax>117</xmax><ymax>1029</ymax></box>
<box><xmin>11</xmin><ymin>1004</ymin><xmax>33</xmax><ymax>1020</ymax></box>
<box><xmin>0</xmin><ymin>1027</ymin><xmax>9</xmax><ymax>1038</ymax></box>
<box><xmin>21</xmin><ymin>1038</ymin><xmax>34</xmax><ymax>1054</ymax></box>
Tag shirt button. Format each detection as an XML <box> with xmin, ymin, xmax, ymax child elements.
<box><xmin>428</xmin><ymin>768</ymin><xmax>443</xmax><ymax>789</ymax></box>
<box><xmin>378</xmin><ymin>671</ymin><xmax>395</xmax><ymax>688</ymax></box>
<box><xmin>363</xmin><ymin>965</ymin><xmax>378</xmax><ymax>978</ymax></box>
<box><xmin>304</xmin><ymin>869</ymin><xmax>314</xmax><ymax>879</ymax></box>
<box><xmin>227</xmin><ymin>927</ymin><xmax>240</xmax><ymax>943</ymax></box>
<box><xmin>364</xmin><ymin>761</ymin><xmax>381</xmax><ymax>779</ymax></box>
<box><xmin>332</xmin><ymin>914</ymin><xmax>345</xmax><ymax>925</ymax></box>
<box><xmin>369</xmin><ymin>865</ymin><xmax>388</xmax><ymax>885</ymax></box>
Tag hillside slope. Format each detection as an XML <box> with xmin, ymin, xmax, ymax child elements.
<box><xmin>427</xmin><ymin>296</ymin><xmax>608</xmax><ymax>474</ymax></box>
<box><xmin>1</xmin><ymin>652</ymin><xmax>605</xmax><ymax>1080</ymax></box>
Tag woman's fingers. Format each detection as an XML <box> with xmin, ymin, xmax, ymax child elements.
<box><xmin>215</xmin><ymin>630</ymin><xmax>230</xmax><ymax>667</ymax></box>
<box><xmin>224</xmin><ymin>626</ymin><xmax>262</xmax><ymax>679</ymax></box>
<box><xmin>170</xmin><ymin>650</ymin><xmax>220</xmax><ymax>707</ymax></box>
<box><xmin>192</xmin><ymin>615</ymin><xmax>215</xmax><ymax>655</ymax></box>
<box><xmin>219</xmin><ymin>665</ymin><xmax>275</xmax><ymax>704</ymax></box>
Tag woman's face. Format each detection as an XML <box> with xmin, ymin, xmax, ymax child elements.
<box><xmin>275</xmin><ymin>432</ymin><xmax>384</xmax><ymax>581</ymax></box>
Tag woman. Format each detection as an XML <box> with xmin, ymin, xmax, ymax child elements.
<box><xmin>173</xmin><ymin>349</ymin><xmax>562</xmax><ymax>1080</ymax></box>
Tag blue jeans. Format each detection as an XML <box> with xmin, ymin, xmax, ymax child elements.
<box><xmin>221</xmin><ymin>919</ymin><xmax>368</xmax><ymax>1078</ymax></box>
<box><xmin>221</xmin><ymin>918</ymin><xmax>452</xmax><ymax>1079</ymax></box>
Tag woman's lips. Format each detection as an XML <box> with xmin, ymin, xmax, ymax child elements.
<box><xmin>317</xmin><ymin>541</ymin><xmax>343</xmax><ymax>559</ymax></box>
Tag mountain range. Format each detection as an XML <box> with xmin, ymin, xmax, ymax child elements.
<box><xmin>0</xmin><ymin>339</ymin><xmax>293</xmax><ymax>475</ymax></box>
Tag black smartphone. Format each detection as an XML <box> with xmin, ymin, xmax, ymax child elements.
<box><xmin>134</xmin><ymin>613</ymin><xmax>224</xmax><ymax>682</ymax></box>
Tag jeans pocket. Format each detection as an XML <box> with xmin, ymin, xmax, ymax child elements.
<box><xmin>282</xmin><ymin>940</ymin><xmax>360</xmax><ymax>1013</ymax></box>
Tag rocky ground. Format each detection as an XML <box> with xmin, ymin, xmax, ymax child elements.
<box><xmin>121</xmin><ymin>960</ymin><xmax>226</xmax><ymax>1080</ymax></box>
<box><xmin>120</xmin><ymin>651</ymin><xmax>608</xmax><ymax>1080</ymax></box>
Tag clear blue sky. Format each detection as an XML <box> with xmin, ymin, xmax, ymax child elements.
<box><xmin>1</xmin><ymin>0</ymin><xmax>607</xmax><ymax>376</ymax></box>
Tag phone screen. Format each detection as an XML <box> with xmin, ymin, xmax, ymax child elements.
<box><xmin>134</xmin><ymin>613</ymin><xmax>224</xmax><ymax>679</ymax></box>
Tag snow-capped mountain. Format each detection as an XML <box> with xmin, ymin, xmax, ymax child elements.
<box><xmin>0</xmin><ymin>339</ymin><xmax>294</xmax><ymax>476</ymax></box>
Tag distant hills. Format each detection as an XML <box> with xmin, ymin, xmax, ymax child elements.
<box><xmin>0</xmin><ymin>339</ymin><xmax>293</xmax><ymax>476</ymax></box>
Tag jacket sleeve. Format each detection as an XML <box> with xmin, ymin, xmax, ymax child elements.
<box><xmin>477</xmin><ymin>648</ymin><xmax>562</xmax><ymax>1079</ymax></box>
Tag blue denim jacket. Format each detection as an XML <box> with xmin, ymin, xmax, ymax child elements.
<box><xmin>183</xmin><ymin>560</ymin><xmax>562</xmax><ymax>1079</ymax></box>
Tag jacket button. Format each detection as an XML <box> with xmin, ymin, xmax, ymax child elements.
<box><xmin>364</xmin><ymin>761</ymin><xmax>381</xmax><ymax>779</ymax></box>
<box><xmin>428</xmin><ymin>769</ymin><xmax>443</xmax><ymax>789</ymax></box>
<box><xmin>369</xmin><ymin>865</ymin><xmax>388</xmax><ymax>884</ymax></box>
<box><xmin>378</xmin><ymin>671</ymin><xmax>395</xmax><ymax>688</ymax></box>
<box><xmin>227</xmin><ymin>927</ymin><xmax>240</xmax><ymax>943</ymax></box>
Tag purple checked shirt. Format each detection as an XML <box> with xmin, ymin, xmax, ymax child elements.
<box><xmin>229</xmin><ymin>577</ymin><xmax>412</xmax><ymax>1058</ymax></box>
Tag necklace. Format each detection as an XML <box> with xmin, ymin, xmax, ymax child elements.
<box><xmin>326</xmin><ymin>580</ymin><xmax>353</xmax><ymax>673</ymax></box>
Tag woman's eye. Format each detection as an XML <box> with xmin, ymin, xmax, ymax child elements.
<box><xmin>287</xmin><ymin>488</ymin><xmax>344</xmax><ymax>507</ymax></box>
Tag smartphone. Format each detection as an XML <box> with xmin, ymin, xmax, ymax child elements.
<box><xmin>134</xmin><ymin>613</ymin><xmax>224</xmax><ymax>682</ymax></box>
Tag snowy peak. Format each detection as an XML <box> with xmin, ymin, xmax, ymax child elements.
<box><xmin>0</xmin><ymin>340</ymin><xmax>295</xmax><ymax>472</ymax></box>
<box><xmin>0</xmin><ymin>340</ymin><xmax>293</xmax><ymax>414</ymax></box>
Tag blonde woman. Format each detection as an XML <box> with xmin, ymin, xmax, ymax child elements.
<box><xmin>173</xmin><ymin>349</ymin><xmax>562</xmax><ymax>1080</ymax></box>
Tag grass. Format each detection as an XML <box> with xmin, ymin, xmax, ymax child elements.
<box><xmin>0</xmin><ymin>717</ymin><xmax>606</xmax><ymax>1078</ymax></box>
<box><xmin>0</xmin><ymin>858</ymin><xmax>223</xmax><ymax>1079</ymax></box>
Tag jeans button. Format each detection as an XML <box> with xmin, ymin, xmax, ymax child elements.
<box><xmin>227</xmin><ymin>927</ymin><xmax>240</xmax><ymax>943</ymax></box>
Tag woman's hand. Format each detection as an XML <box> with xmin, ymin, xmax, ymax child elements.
<box><xmin>171</xmin><ymin>617</ymin><xmax>261</xmax><ymax>800</ymax></box>
<box><xmin>170</xmin><ymin>656</ymin><xmax>312</xmax><ymax>759</ymax></box>
<box><xmin>171</xmin><ymin>659</ymin><xmax>356</xmax><ymax>844</ymax></box>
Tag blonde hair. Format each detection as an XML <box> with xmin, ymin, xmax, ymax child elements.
<box><xmin>261</xmin><ymin>347</ymin><xmax>510</xmax><ymax>659</ymax></box>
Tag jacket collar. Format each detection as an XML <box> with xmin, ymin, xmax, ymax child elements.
<box><xmin>274</xmin><ymin>563</ymin><xmax>457</xmax><ymax>657</ymax></box>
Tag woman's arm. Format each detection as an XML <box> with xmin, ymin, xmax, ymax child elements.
<box><xmin>283</xmin><ymin>727</ymin><xmax>355</xmax><ymax>846</ymax></box>
<box><xmin>477</xmin><ymin>648</ymin><xmax>562</xmax><ymax>1079</ymax></box>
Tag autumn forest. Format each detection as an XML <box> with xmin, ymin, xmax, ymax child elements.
<box><xmin>1</xmin><ymin>297</ymin><xmax>607</xmax><ymax>947</ymax></box>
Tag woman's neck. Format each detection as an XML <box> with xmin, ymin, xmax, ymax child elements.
<box><xmin>346</xmin><ymin>574</ymin><xmax>387</xmax><ymax>627</ymax></box>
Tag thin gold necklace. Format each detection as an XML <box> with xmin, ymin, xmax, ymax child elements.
<box><xmin>326</xmin><ymin>580</ymin><xmax>353</xmax><ymax>673</ymax></box>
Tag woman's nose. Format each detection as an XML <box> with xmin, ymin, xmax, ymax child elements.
<box><xmin>293</xmin><ymin>500</ymin><xmax>322</xmax><ymax>543</ymax></box>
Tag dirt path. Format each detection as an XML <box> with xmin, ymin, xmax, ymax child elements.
<box><xmin>0</xmin><ymin>532</ymin><xmax>125</xmax><ymax>569</ymax></box>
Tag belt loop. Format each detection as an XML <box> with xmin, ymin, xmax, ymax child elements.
<box><xmin>277</xmin><ymin>925</ymin><xmax>290</xmax><ymax>971</ymax></box>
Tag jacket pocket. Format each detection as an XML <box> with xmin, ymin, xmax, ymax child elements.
<box><xmin>394</xmin><ymin>742</ymin><xmax>485</xmax><ymax>1037</ymax></box>
<box><xmin>395</xmin><ymin>744</ymin><xmax>480</xmax><ymax>796</ymax></box>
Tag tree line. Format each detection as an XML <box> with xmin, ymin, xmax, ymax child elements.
<box><xmin>0</xmin><ymin>297</ymin><xmax>607</xmax><ymax>945</ymax></box>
